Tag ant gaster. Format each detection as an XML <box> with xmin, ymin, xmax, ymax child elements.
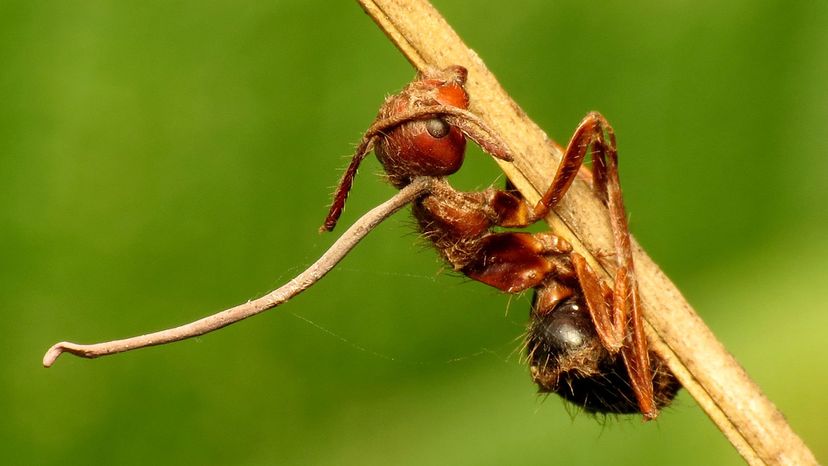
<box><xmin>322</xmin><ymin>65</ymin><xmax>679</xmax><ymax>420</ymax></box>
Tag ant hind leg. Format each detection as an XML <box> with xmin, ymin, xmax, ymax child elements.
<box><xmin>534</xmin><ymin>112</ymin><xmax>658</xmax><ymax>419</ymax></box>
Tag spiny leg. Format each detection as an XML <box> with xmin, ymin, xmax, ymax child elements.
<box><xmin>533</xmin><ymin>111</ymin><xmax>657</xmax><ymax>419</ymax></box>
<box><xmin>571</xmin><ymin>253</ymin><xmax>656</xmax><ymax>418</ymax></box>
<box><xmin>589</xmin><ymin>114</ymin><xmax>657</xmax><ymax>419</ymax></box>
<box><xmin>570</xmin><ymin>254</ymin><xmax>625</xmax><ymax>353</ymax></box>
<box><xmin>533</xmin><ymin>111</ymin><xmax>613</xmax><ymax>218</ymax></box>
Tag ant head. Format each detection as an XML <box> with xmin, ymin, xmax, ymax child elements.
<box><xmin>374</xmin><ymin>67</ymin><xmax>472</xmax><ymax>187</ymax></box>
<box><xmin>321</xmin><ymin>66</ymin><xmax>512</xmax><ymax>232</ymax></box>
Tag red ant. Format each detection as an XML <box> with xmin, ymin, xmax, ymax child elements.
<box><xmin>321</xmin><ymin>65</ymin><xmax>679</xmax><ymax>420</ymax></box>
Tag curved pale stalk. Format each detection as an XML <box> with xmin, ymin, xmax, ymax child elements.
<box><xmin>43</xmin><ymin>177</ymin><xmax>435</xmax><ymax>367</ymax></box>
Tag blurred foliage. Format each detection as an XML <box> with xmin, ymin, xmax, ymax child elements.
<box><xmin>2</xmin><ymin>1</ymin><xmax>827</xmax><ymax>465</ymax></box>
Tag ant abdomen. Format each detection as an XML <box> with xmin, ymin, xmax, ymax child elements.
<box><xmin>527</xmin><ymin>297</ymin><xmax>681</xmax><ymax>415</ymax></box>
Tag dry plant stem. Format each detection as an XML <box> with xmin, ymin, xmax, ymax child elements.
<box><xmin>42</xmin><ymin>177</ymin><xmax>435</xmax><ymax>368</ymax></box>
<box><xmin>357</xmin><ymin>1</ymin><xmax>817</xmax><ymax>465</ymax></box>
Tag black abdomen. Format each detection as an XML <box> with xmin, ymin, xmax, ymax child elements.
<box><xmin>527</xmin><ymin>296</ymin><xmax>680</xmax><ymax>415</ymax></box>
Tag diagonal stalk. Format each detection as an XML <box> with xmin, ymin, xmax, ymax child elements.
<box><xmin>356</xmin><ymin>0</ymin><xmax>817</xmax><ymax>465</ymax></box>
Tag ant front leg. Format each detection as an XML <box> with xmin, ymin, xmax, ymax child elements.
<box><xmin>534</xmin><ymin>112</ymin><xmax>657</xmax><ymax>419</ymax></box>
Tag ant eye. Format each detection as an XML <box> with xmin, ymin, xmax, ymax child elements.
<box><xmin>426</xmin><ymin>118</ymin><xmax>450</xmax><ymax>138</ymax></box>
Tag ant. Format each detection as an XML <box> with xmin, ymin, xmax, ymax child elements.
<box><xmin>321</xmin><ymin>65</ymin><xmax>680</xmax><ymax>420</ymax></box>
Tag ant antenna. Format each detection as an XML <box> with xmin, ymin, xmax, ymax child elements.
<box><xmin>321</xmin><ymin>138</ymin><xmax>374</xmax><ymax>233</ymax></box>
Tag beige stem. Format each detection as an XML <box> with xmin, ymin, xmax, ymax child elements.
<box><xmin>43</xmin><ymin>178</ymin><xmax>435</xmax><ymax>367</ymax></box>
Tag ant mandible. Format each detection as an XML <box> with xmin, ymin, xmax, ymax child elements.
<box><xmin>321</xmin><ymin>65</ymin><xmax>679</xmax><ymax>420</ymax></box>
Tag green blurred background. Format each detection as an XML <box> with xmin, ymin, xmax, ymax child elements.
<box><xmin>2</xmin><ymin>1</ymin><xmax>826</xmax><ymax>464</ymax></box>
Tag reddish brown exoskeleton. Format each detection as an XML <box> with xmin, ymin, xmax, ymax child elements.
<box><xmin>322</xmin><ymin>66</ymin><xmax>679</xmax><ymax>420</ymax></box>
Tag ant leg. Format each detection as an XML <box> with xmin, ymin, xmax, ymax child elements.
<box><xmin>571</xmin><ymin>253</ymin><xmax>656</xmax><ymax>419</ymax></box>
<box><xmin>535</xmin><ymin>112</ymin><xmax>657</xmax><ymax>419</ymax></box>
<box><xmin>603</xmin><ymin>155</ymin><xmax>657</xmax><ymax>419</ymax></box>
<box><xmin>532</xmin><ymin>281</ymin><xmax>576</xmax><ymax>317</ymax></box>
<box><xmin>462</xmin><ymin>231</ymin><xmax>572</xmax><ymax>293</ymax></box>
<box><xmin>486</xmin><ymin>188</ymin><xmax>545</xmax><ymax>228</ymax></box>
<box><xmin>533</xmin><ymin>111</ymin><xmax>615</xmax><ymax>217</ymax></box>
<box><xmin>622</xmin><ymin>279</ymin><xmax>657</xmax><ymax>419</ymax></box>
<box><xmin>586</xmin><ymin>114</ymin><xmax>656</xmax><ymax>419</ymax></box>
<box><xmin>483</xmin><ymin>176</ymin><xmax>559</xmax><ymax>229</ymax></box>
<box><xmin>570</xmin><ymin>253</ymin><xmax>625</xmax><ymax>352</ymax></box>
